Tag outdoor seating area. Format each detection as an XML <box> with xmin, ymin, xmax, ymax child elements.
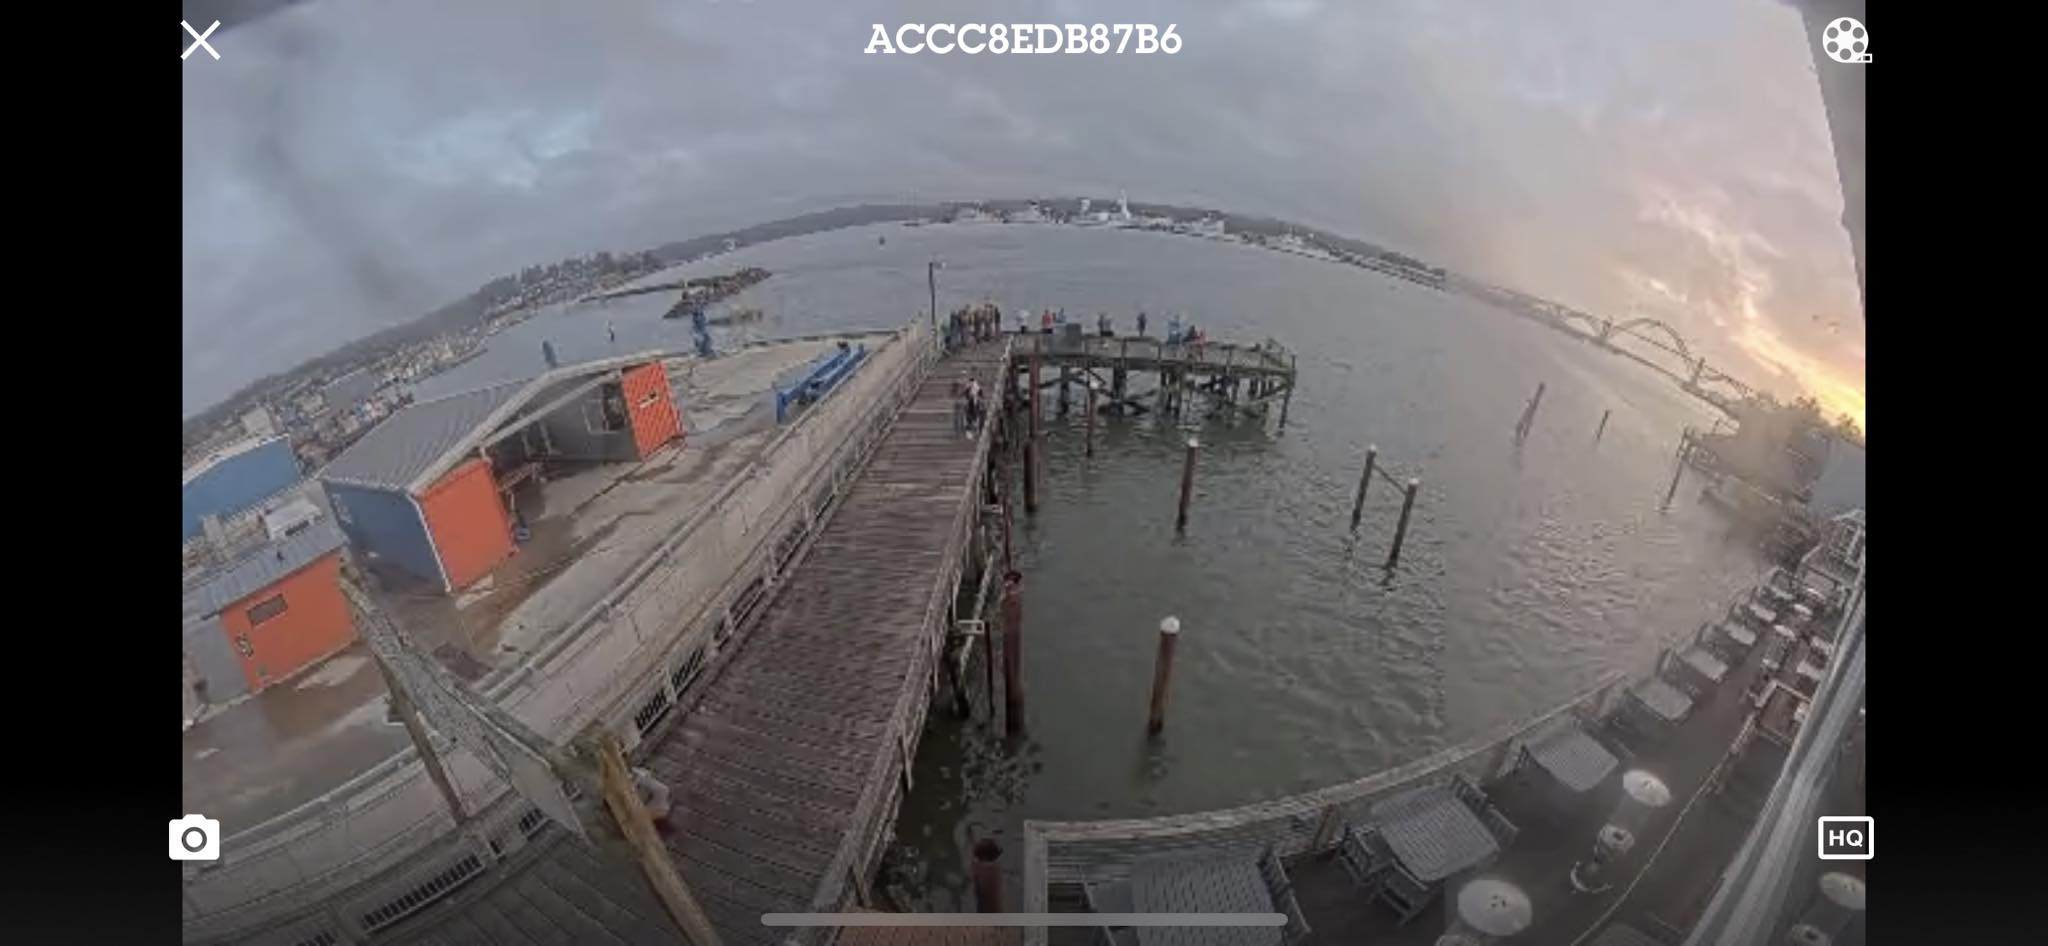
<box><xmin>1703</xmin><ymin>620</ymin><xmax>1756</xmax><ymax>664</ymax></box>
<box><xmin>1505</xmin><ymin>720</ymin><xmax>1621</xmax><ymax>823</ymax></box>
<box><xmin>1613</xmin><ymin>675</ymin><xmax>1693</xmax><ymax>750</ymax></box>
<box><xmin>1047</xmin><ymin>565</ymin><xmax>1858</xmax><ymax>946</ymax></box>
<box><xmin>1328</xmin><ymin>774</ymin><xmax>1517</xmax><ymax>926</ymax></box>
<box><xmin>1665</xmin><ymin>636</ymin><xmax>1730</xmax><ymax>700</ymax></box>
<box><xmin>1089</xmin><ymin>846</ymin><xmax>1311</xmax><ymax>946</ymax></box>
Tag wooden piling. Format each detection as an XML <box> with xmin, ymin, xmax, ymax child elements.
<box><xmin>1663</xmin><ymin>433</ymin><xmax>1687</xmax><ymax>508</ymax></box>
<box><xmin>1281</xmin><ymin>357</ymin><xmax>1295</xmax><ymax>428</ymax></box>
<box><xmin>1058</xmin><ymin>366</ymin><xmax>1071</xmax><ymax>416</ymax></box>
<box><xmin>1022</xmin><ymin>438</ymin><xmax>1038</xmax><ymax>514</ymax></box>
<box><xmin>1595</xmin><ymin>408</ymin><xmax>1611</xmax><ymax>443</ymax></box>
<box><xmin>1515</xmin><ymin>382</ymin><xmax>1547</xmax><ymax>440</ymax></box>
<box><xmin>1385</xmin><ymin>478</ymin><xmax>1419</xmax><ymax>569</ymax></box>
<box><xmin>1085</xmin><ymin>381</ymin><xmax>1098</xmax><ymax>458</ymax></box>
<box><xmin>593</xmin><ymin>732</ymin><xmax>725</xmax><ymax>946</ymax></box>
<box><xmin>1147</xmin><ymin>616</ymin><xmax>1182</xmax><ymax>734</ymax></box>
<box><xmin>971</xmin><ymin>839</ymin><xmax>1005</xmax><ymax>913</ymax></box>
<box><xmin>1349</xmin><ymin>445</ymin><xmax>1379</xmax><ymax>532</ymax></box>
<box><xmin>1175</xmin><ymin>437</ymin><xmax>1200</xmax><ymax>533</ymax></box>
<box><xmin>1028</xmin><ymin>354</ymin><xmax>1042</xmax><ymax>439</ymax></box>
<box><xmin>1001</xmin><ymin>571</ymin><xmax>1024</xmax><ymax>737</ymax></box>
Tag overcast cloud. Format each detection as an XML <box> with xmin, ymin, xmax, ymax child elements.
<box><xmin>182</xmin><ymin>0</ymin><xmax>1865</xmax><ymax>425</ymax></box>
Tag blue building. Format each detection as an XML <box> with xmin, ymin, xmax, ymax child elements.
<box><xmin>182</xmin><ymin>435</ymin><xmax>301</xmax><ymax>540</ymax></box>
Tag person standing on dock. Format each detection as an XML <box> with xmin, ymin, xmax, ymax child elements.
<box><xmin>963</xmin><ymin>377</ymin><xmax>986</xmax><ymax>437</ymax></box>
<box><xmin>631</xmin><ymin>766</ymin><xmax>676</xmax><ymax>838</ymax></box>
<box><xmin>1167</xmin><ymin>313</ymin><xmax>1183</xmax><ymax>344</ymax></box>
<box><xmin>1041</xmin><ymin>309</ymin><xmax>1055</xmax><ymax>334</ymax></box>
<box><xmin>1137</xmin><ymin>311</ymin><xmax>1148</xmax><ymax>337</ymax></box>
<box><xmin>951</xmin><ymin>376</ymin><xmax>967</xmax><ymax>435</ymax></box>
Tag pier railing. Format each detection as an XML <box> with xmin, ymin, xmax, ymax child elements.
<box><xmin>1011</xmin><ymin>332</ymin><xmax>1295</xmax><ymax>375</ymax></box>
<box><xmin>184</xmin><ymin>318</ymin><xmax>945</xmax><ymax>945</ymax></box>
<box><xmin>1019</xmin><ymin>671</ymin><xmax>1629</xmax><ymax>946</ymax></box>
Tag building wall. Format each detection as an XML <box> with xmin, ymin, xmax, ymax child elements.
<box><xmin>215</xmin><ymin>551</ymin><xmax>356</xmax><ymax>692</ymax></box>
<box><xmin>623</xmin><ymin>361</ymin><xmax>684</xmax><ymax>458</ymax></box>
<box><xmin>534</xmin><ymin>383</ymin><xmax>637</xmax><ymax>462</ymax></box>
<box><xmin>419</xmin><ymin>457</ymin><xmax>514</xmax><ymax>591</ymax></box>
<box><xmin>182</xmin><ymin>437</ymin><xmax>301</xmax><ymax>540</ymax></box>
<box><xmin>183</xmin><ymin>615</ymin><xmax>250</xmax><ymax>703</ymax></box>
<box><xmin>325</xmin><ymin>481</ymin><xmax>445</xmax><ymax>587</ymax></box>
<box><xmin>1809</xmin><ymin>438</ymin><xmax>1866</xmax><ymax>520</ymax></box>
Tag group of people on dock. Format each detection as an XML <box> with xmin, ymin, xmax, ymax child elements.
<box><xmin>946</xmin><ymin>303</ymin><xmax>1002</xmax><ymax>350</ymax></box>
<box><xmin>1004</xmin><ymin>308</ymin><xmax>1203</xmax><ymax>343</ymax></box>
<box><xmin>951</xmin><ymin>300</ymin><xmax>1215</xmax><ymax>354</ymax></box>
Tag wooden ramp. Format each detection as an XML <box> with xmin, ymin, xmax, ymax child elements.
<box><xmin>385</xmin><ymin>340</ymin><xmax>1012</xmax><ymax>946</ymax></box>
<box><xmin>648</xmin><ymin>340</ymin><xmax>1011</xmax><ymax>945</ymax></box>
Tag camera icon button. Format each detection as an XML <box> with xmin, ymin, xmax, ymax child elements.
<box><xmin>170</xmin><ymin>814</ymin><xmax>221</xmax><ymax>861</ymax></box>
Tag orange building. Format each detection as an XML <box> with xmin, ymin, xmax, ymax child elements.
<box><xmin>182</xmin><ymin>520</ymin><xmax>357</xmax><ymax>699</ymax></box>
<box><xmin>319</xmin><ymin>354</ymin><xmax>684</xmax><ymax>594</ymax></box>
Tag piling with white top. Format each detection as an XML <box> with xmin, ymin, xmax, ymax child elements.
<box><xmin>1350</xmin><ymin>445</ymin><xmax>1379</xmax><ymax>531</ymax></box>
<box><xmin>1147</xmin><ymin>616</ymin><xmax>1182</xmax><ymax>734</ymax></box>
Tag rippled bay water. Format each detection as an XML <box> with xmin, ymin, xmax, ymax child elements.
<box><xmin>421</xmin><ymin>222</ymin><xmax>1765</xmax><ymax>906</ymax></box>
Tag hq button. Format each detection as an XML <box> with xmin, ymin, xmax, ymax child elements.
<box><xmin>1817</xmin><ymin>816</ymin><xmax>1873</xmax><ymax>860</ymax></box>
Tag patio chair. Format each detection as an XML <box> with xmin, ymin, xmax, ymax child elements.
<box><xmin>1082</xmin><ymin>878</ymin><xmax>1138</xmax><ymax>946</ymax></box>
<box><xmin>1376</xmin><ymin>859</ymin><xmax>1437</xmax><ymax>926</ymax></box>
<box><xmin>1450</xmin><ymin>774</ymin><xmax>1519</xmax><ymax>851</ymax></box>
<box><xmin>1256</xmin><ymin>846</ymin><xmax>1313</xmax><ymax>944</ymax></box>
<box><xmin>1338</xmin><ymin>823</ymin><xmax>1394</xmax><ymax>896</ymax></box>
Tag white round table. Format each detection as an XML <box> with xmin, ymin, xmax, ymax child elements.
<box><xmin>1623</xmin><ymin>770</ymin><xmax>1672</xmax><ymax>808</ymax></box>
<box><xmin>1455</xmin><ymin>877</ymin><xmax>1533</xmax><ymax>938</ymax></box>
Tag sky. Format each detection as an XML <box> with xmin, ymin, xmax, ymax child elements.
<box><xmin>182</xmin><ymin>0</ymin><xmax>1865</xmax><ymax>428</ymax></box>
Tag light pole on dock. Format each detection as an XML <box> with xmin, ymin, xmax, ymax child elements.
<box><xmin>928</xmin><ymin>259</ymin><xmax>943</xmax><ymax>343</ymax></box>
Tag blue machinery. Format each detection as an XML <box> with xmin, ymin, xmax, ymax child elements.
<box><xmin>774</xmin><ymin>343</ymin><xmax>868</xmax><ymax>423</ymax></box>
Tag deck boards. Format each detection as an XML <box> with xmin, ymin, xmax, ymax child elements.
<box><xmin>383</xmin><ymin>341</ymin><xmax>1010</xmax><ymax>946</ymax></box>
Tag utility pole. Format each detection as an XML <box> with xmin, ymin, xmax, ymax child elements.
<box><xmin>929</xmin><ymin>260</ymin><xmax>941</xmax><ymax>342</ymax></box>
<box><xmin>589</xmin><ymin>731</ymin><xmax>725</xmax><ymax>946</ymax></box>
<box><xmin>341</xmin><ymin>571</ymin><xmax>722</xmax><ymax>946</ymax></box>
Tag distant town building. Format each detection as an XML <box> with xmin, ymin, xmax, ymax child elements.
<box><xmin>325</xmin><ymin>367</ymin><xmax>380</xmax><ymax>414</ymax></box>
<box><xmin>182</xmin><ymin>435</ymin><xmax>301</xmax><ymax>541</ymax></box>
<box><xmin>263</xmin><ymin>496</ymin><xmax>327</xmax><ymax>542</ymax></box>
<box><xmin>318</xmin><ymin>354</ymin><xmax>685</xmax><ymax>593</ymax></box>
<box><xmin>241</xmin><ymin>405</ymin><xmax>275</xmax><ymax>438</ymax></box>
<box><xmin>182</xmin><ymin>518</ymin><xmax>355</xmax><ymax>703</ymax></box>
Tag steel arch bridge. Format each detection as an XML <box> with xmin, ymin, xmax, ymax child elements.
<box><xmin>1600</xmin><ymin>317</ymin><xmax>1693</xmax><ymax>362</ymax></box>
<box><xmin>1543</xmin><ymin>309</ymin><xmax>1756</xmax><ymax>415</ymax></box>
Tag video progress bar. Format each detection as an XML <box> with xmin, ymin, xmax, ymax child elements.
<box><xmin>762</xmin><ymin>913</ymin><xmax>1286</xmax><ymax>928</ymax></box>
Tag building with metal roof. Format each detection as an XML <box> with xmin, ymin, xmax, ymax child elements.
<box><xmin>316</xmin><ymin>351</ymin><xmax>686</xmax><ymax>593</ymax></box>
<box><xmin>182</xmin><ymin>434</ymin><xmax>301</xmax><ymax>540</ymax></box>
<box><xmin>182</xmin><ymin>517</ymin><xmax>354</xmax><ymax>703</ymax></box>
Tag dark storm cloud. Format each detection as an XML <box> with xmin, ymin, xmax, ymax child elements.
<box><xmin>183</xmin><ymin>0</ymin><xmax>1864</xmax><ymax>422</ymax></box>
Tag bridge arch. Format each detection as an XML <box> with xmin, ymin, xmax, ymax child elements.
<box><xmin>1605</xmin><ymin>317</ymin><xmax>1693</xmax><ymax>362</ymax></box>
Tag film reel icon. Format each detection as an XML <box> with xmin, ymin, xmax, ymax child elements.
<box><xmin>1822</xmin><ymin>17</ymin><xmax>1870</xmax><ymax>63</ymax></box>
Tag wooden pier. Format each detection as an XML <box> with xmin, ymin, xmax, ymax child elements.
<box><xmin>377</xmin><ymin>328</ymin><xmax>1294</xmax><ymax>946</ymax></box>
<box><xmin>1007</xmin><ymin>333</ymin><xmax>1296</xmax><ymax>419</ymax></box>
<box><xmin>386</xmin><ymin>339</ymin><xmax>1015</xmax><ymax>946</ymax></box>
